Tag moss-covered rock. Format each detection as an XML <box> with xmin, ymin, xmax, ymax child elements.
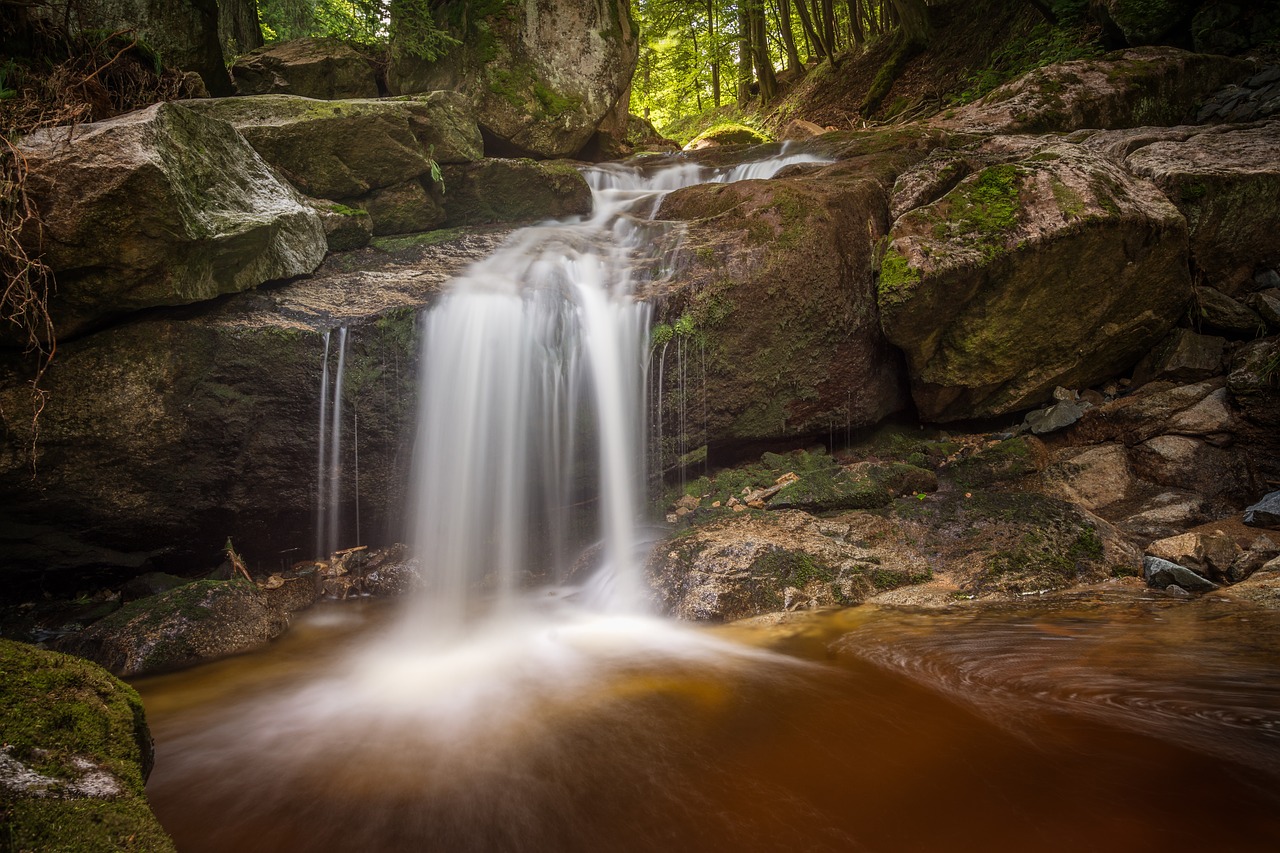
<box><xmin>0</xmin><ymin>639</ymin><xmax>174</xmax><ymax>851</ymax></box>
<box><xmin>649</xmin><ymin>153</ymin><xmax>918</xmax><ymax>458</ymax></box>
<box><xmin>356</xmin><ymin>179</ymin><xmax>446</xmax><ymax>236</ymax></box>
<box><xmin>182</xmin><ymin>92</ymin><xmax>482</xmax><ymax>199</ymax></box>
<box><xmin>880</xmin><ymin>138</ymin><xmax>1191</xmax><ymax>421</ymax></box>
<box><xmin>441</xmin><ymin>159</ymin><xmax>592</xmax><ymax>226</ymax></box>
<box><xmin>1125</xmin><ymin>122</ymin><xmax>1280</xmax><ymax>296</ymax></box>
<box><xmin>767</xmin><ymin>462</ymin><xmax>937</xmax><ymax>512</ymax></box>
<box><xmin>307</xmin><ymin>198</ymin><xmax>374</xmax><ymax>252</ymax></box>
<box><xmin>387</xmin><ymin>0</ymin><xmax>637</xmax><ymax>158</ymax></box>
<box><xmin>14</xmin><ymin>102</ymin><xmax>327</xmax><ymax>342</ymax></box>
<box><xmin>231</xmin><ymin>37</ymin><xmax>379</xmax><ymax>99</ymax></box>
<box><xmin>51</xmin><ymin>579</ymin><xmax>295</xmax><ymax>676</ymax></box>
<box><xmin>933</xmin><ymin>47</ymin><xmax>1253</xmax><ymax>134</ymax></box>
<box><xmin>686</xmin><ymin>123</ymin><xmax>771</xmax><ymax>149</ymax></box>
<box><xmin>645</xmin><ymin>510</ymin><xmax>932</xmax><ymax>621</ymax></box>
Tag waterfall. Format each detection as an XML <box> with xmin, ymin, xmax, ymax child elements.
<box><xmin>314</xmin><ymin>326</ymin><xmax>349</xmax><ymax>560</ymax></box>
<box><xmin>407</xmin><ymin>148</ymin><xmax>830</xmax><ymax>627</ymax></box>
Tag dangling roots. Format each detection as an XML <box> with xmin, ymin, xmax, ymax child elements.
<box><xmin>0</xmin><ymin>11</ymin><xmax>198</xmax><ymax>469</ymax></box>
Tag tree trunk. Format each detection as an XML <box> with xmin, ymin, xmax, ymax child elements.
<box><xmin>778</xmin><ymin>0</ymin><xmax>803</xmax><ymax>74</ymax></box>
<box><xmin>708</xmin><ymin>0</ymin><xmax>721</xmax><ymax>107</ymax></box>
<box><xmin>795</xmin><ymin>0</ymin><xmax>828</xmax><ymax>59</ymax></box>
<box><xmin>737</xmin><ymin>2</ymin><xmax>752</xmax><ymax>106</ymax></box>
<box><xmin>749</xmin><ymin>1</ymin><xmax>777</xmax><ymax>104</ymax></box>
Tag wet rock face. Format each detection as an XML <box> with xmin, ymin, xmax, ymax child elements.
<box><xmin>932</xmin><ymin>47</ymin><xmax>1252</xmax><ymax>135</ymax></box>
<box><xmin>232</xmin><ymin>37</ymin><xmax>379</xmax><ymax>99</ymax></box>
<box><xmin>0</xmin><ymin>229</ymin><xmax>510</xmax><ymax>594</ymax></box>
<box><xmin>650</xmin><ymin>160</ymin><xmax>910</xmax><ymax>455</ymax></box>
<box><xmin>1125</xmin><ymin>122</ymin><xmax>1280</xmax><ymax>295</ymax></box>
<box><xmin>15</xmin><ymin>102</ymin><xmax>328</xmax><ymax>342</ymax></box>
<box><xmin>0</xmin><ymin>639</ymin><xmax>173</xmax><ymax>850</ymax></box>
<box><xmin>387</xmin><ymin>0</ymin><xmax>638</xmax><ymax>158</ymax></box>
<box><xmin>182</xmin><ymin>93</ymin><xmax>482</xmax><ymax>231</ymax></box>
<box><xmin>880</xmin><ymin>139</ymin><xmax>1190</xmax><ymax>421</ymax></box>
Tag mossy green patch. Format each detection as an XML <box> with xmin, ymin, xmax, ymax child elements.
<box><xmin>878</xmin><ymin>246</ymin><xmax>922</xmax><ymax>306</ymax></box>
<box><xmin>688</xmin><ymin>123</ymin><xmax>770</xmax><ymax>147</ymax></box>
<box><xmin>371</xmin><ymin>227</ymin><xmax>467</xmax><ymax>252</ymax></box>
<box><xmin>0</xmin><ymin>640</ymin><xmax>174</xmax><ymax>851</ymax></box>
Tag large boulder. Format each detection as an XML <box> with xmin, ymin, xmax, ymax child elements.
<box><xmin>16</xmin><ymin>102</ymin><xmax>327</xmax><ymax>341</ymax></box>
<box><xmin>441</xmin><ymin>159</ymin><xmax>593</xmax><ymax>226</ymax></box>
<box><xmin>1125</xmin><ymin>122</ymin><xmax>1280</xmax><ymax>295</ymax></box>
<box><xmin>0</xmin><ymin>639</ymin><xmax>173</xmax><ymax>851</ymax></box>
<box><xmin>1090</xmin><ymin>0</ymin><xmax>1199</xmax><ymax>47</ymax></box>
<box><xmin>52</xmin><ymin>579</ymin><xmax>300</xmax><ymax>677</ymax></box>
<box><xmin>231</xmin><ymin>37</ymin><xmax>379</xmax><ymax>98</ymax></box>
<box><xmin>879</xmin><ymin>139</ymin><xmax>1191</xmax><ymax>421</ymax></box>
<box><xmin>36</xmin><ymin>0</ymin><xmax>231</xmax><ymax>95</ymax></box>
<box><xmin>183</xmin><ymin>93</ymin><xmax>481</xmax><ymax>197</ymax></box>
<box><xmin>649</xmin><ymin>161</ymin><xmax>909</xmax><ymax>456</ymax></box>
<box><xmin>933</xmin><ymin>48</ymin><xmax>1253</xmax><ymax>135</ymax></box>
<box><xmin>645</xmin><ymin>510</ymin><xmax>931</xmax><ymax>621</ymax></box>
<box><xmin>0</xmin><ymin>228</ymin><xmax>509</xmax><ymax>596</ymax></box>
<box><xmin>387</xmin><ymin>0</ymin><xmax>638</xmax><ymax>158</ymax></box>
<box><xmin>183</xmin><ymin>93</ymin><xmax>485</xmax><ymax>236</ymax></box>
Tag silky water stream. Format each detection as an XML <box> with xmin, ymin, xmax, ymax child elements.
<box><xmin>135</xmin><ymin>153</ymin><xmax>1280</xmax><ymax>852</ymax></box>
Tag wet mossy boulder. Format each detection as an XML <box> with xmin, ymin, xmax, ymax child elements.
<box><xmin>1125</xmin><ymin>122</ymin><xmax>1280</xmax><ymax>296</ymax></box>
<box><xmin>441</xmin><ymin>159</ymin><xmax>593</xmax><ymax>226</ymax></box>
<box><xmin>646</xmin><ymin>511</ymin><xmax>932</xmax><ymax>621</ymax></box>
<box><xmin>686</xmin><ymin>124</ymin><xmax>771</xmax><ymax>150</ymax></box>
<box><xmin>53</xmin><ymin>579</ymin><xmax>292</xmax><ymax>677</ymax></box>
<box><xmin>15</xmin><ymin>102</ymin><xmax>327</xmax><ymax>341</ymax></box>
<box><xmin>183</xmin><ymin>93</ymin><xmax>481</xmax><ymax>199</ymax></box>
<box><xmin>308</xmin><ymin>199</ymin><xmax>374</xmax><ymax>251</ymax></box>
<box><xmin>387</xmin><ymin>0</ymin><xmax>637</xmax><ymax>158</ymax></box>
<box><xmin>651</xmin><ymin>163</ymin><xmax>910</xmax><ymax>455</ymax></box>
<box><xmin>879</xmin><ymin>139</ymin><xmax>1191</xmax><ymax>421</ymax></box>
<box><xmin>934</xmin><ymin>48</ymin><xmax>1253</xmax><ymax>135</ymax></box>
<box><xmin>0</xmin><ymin>639</ymin><xmax>174</xmax><ymax>851</ymax></box>
<box><xmin>231</xmin><ymin>37</ymin><xmax>379</xmax><ymax>99</ymax></box>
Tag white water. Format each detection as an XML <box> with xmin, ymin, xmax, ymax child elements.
<box><xmin>407</xmin><ymin>148</ymin><xmax>829</xmax><ymax>631</ymax></box>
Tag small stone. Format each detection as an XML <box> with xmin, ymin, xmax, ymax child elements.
<box><xmin>1244</xmin><ymin>491</ymin><xmax>1280</xmax><ymax>528</ymax></box>
<box><xmin>727</xmin><ymin>497</ymin><xmax>740</xmax><ymax>507</ymax></box>
<box><xmin>775</xmin><ymin>471</ymin><xmax>800</xmax><ymax>487</ymax></box>
<box><xmin>711</xmin><ymin>500</ymin><xmax>721</xmax><ymax>508</ymax></box>
<box><xmin>1165</xmin><ymin>584</ymin><xmax>1191</xmax><ymax>598</ymax></box>
<box><xmin>1197</xmin><ymin>287</ymin><xmax>1265</xmax><ymax>336</ymax></box>
<box><xmin>675</xmin><ymin>494</ymin><xmax>701</xmax><ymax>511</ymax></box>
<box><xmin>665</xmin><ymin>513</ymin><xmax>678</xmax><ymax>524</ymax></box>
<box><xmin>1245</xmin><ymin>289</ymin><xmax>1280</xmax><ymax>327</ymax></box>
<box><xmin>675</xmin><ymin>507</ymin><xmax>690</xmax><ymax>518</ymax></box>
<box><xmin>748</xmin><ymin>500</ymin><xmax>766</xmax><ymax>509</ymax></box>
<box><xmin>1143</xmin><ymin>556</ymin><xmax>1221</xmax><ymax>592</ymax></box>
<box><xmin>1255</xmin><ymin>269</ymin><xmax>1280</xmax><ymax>290</ymax></box>
<box><xmin>261</xmin><ymin>575</ymin><xmax>285</xmax><ymax>590</ymax></box>
<box><xmin>732</xmin><ymin>504</ymin><xmax>746</xmax><ymax>512</ymax></box>
<box><xmin>1024</xmin><ymin>399</ymin><xmax>1087</xmax><ymax>434</ymax></box>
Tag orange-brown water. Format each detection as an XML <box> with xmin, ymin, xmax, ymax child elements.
<box><xmin>136</xmin><ymin>592</ymin><xmax>1280</xmax><ymax>852</ymax></box>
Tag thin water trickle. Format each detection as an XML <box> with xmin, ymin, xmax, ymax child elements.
<box><xmin>314</xmin><ymin>326</ymin><xmax>349</xmax><ymax>559</ymax></box>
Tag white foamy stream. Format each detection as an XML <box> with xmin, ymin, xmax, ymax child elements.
<box><xmin>406</xmin><ymin>147</ymin><xmax>829</xmax><ymax>633</ymax></box>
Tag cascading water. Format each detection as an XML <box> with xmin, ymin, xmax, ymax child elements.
<box><xmin>407</xmin><ymin>147</ymin><xmax>831</xmax><ymax>627</ymax></box>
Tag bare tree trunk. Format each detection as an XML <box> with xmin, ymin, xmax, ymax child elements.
<box><xmin>794</xmin><ymin>0</ymin><xmax>825</xmax><ymax>59</ymax></box>
<box><xmin>778</xmin><ymin>0</ymin><xmax>803</xmax><ymax>74</ymax></box>
<box><xmin>846</xmin><ymin>0</ymin><xmax>865</xmax><ymax>46</ymax></box>
<box><xmin>737</xmin><ymin>2</ymin><xmax>752</xmax><ymax>106</ymax></box>
<box><xmin>749</xmin><ymin>1</ymin><xmax>777</xmax><ymax>104</ymax></box>
<box><xmin>707</xmin><ymin>0</ymin><xmax>721</xmax><ymax>107</ymax></box>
